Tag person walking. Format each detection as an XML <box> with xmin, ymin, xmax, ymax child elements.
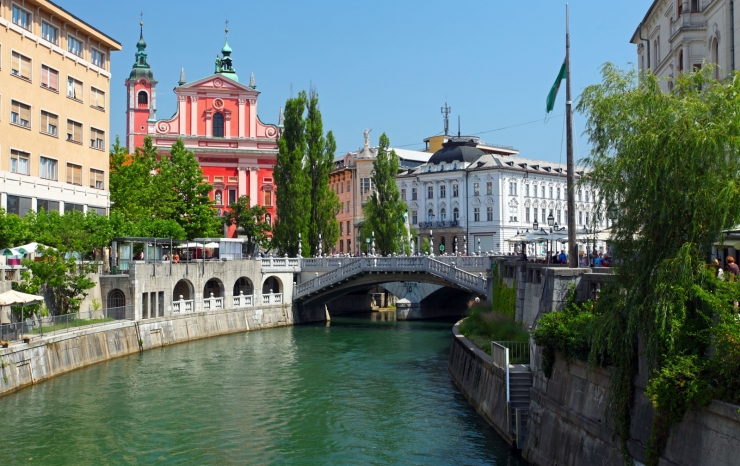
<box><xmin>727</xmin><ymin>256</ymin><xmax>739</xmax><ymax>278</ymax></box>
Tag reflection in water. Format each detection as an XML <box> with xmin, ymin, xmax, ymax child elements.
<box><xmin>0</xmin><ymin>315</ymin><xmax>525</xmax><ymax>465</ymax></box>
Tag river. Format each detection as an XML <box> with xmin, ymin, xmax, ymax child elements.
<box><xmin>0</xmin><ymin>316</ymin><xmax>525</xmax><ymax>465</ymax></box>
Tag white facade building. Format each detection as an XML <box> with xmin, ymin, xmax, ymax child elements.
<box><xmin>631</xmin><ymin>0</ymin><xmax>740</xmax><ymax>89</ymax></box>
<box><xmin>397</xmin><ymin>136</ymin><xmax>606</xmax><ymax>256</ymax></box>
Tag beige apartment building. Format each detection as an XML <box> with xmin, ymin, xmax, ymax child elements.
<box><xmin>0</xmin><ymin>0</ymin><xmax>121</xmax><ymax>217</ymax></box>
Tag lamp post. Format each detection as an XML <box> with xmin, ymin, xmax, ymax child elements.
<box><xmin>533</xmin><ymin>219</ymin><xmax>539</xmax><ymax>257</ymax></box>
<box><xmin>547</xmin><ymin>212</ymin><xmax>555</xmax><ymax>262</ymax></box>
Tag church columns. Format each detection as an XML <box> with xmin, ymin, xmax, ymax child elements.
<box><xmin>238</xmin><ymin>99</ymin><xmax>246</xmax><ymax>138</ymax></box>
<box><xmin>225</xmin><ymin>111</ymin><xmax>232</xmax><ymax>138</ymax></box>
<box><xmin>249</xmin><ymin>167</ymin><xmax>258</xmax><ymax>207</ymax></box>
<box><xmin>205</xmin><ymin>109</ymin><xmax>213</xmax><ymax>137</ymax></box>
<box><xmin>190</xmin><ymin>96</ymin><xmax>199</xmax><ymax>136</ymax></box>
<box><xmin>238</xmin><ymin>167</ymin><xmax>248</xmax><ymax>200</ymax></box>
<box><xmin>178</xmin><ymin>96</ymin><xmax>186</xmax><ymax>135</ymax></box>
<box><xmin>249</xmin><ymin>99</ymin><xmax>257</xmax><ymax>138</ymax></box>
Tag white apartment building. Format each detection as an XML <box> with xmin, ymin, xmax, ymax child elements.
<box><xmin>397</xmin><ymin>136</ymin><xmax>606</xmax><ymax>256</ymax></box>
<box><xmin>631</xmin><ymin>0</ymin><xmax>740</xmax><ymax>88</ymax></box>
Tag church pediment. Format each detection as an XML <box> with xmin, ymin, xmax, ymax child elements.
<box><xmin>180</xmin><ymin>74</ymin><xmax>259</xmax><ymax>94</ymax></box>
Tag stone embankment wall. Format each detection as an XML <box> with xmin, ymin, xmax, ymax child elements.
<box><xmin>0</xmin><ymin>303</ymin><xmax>326</xmax><ymax>398</ymax></box>
<box><xmin>522</xmin><ymin>346</ymin><xmax>740</xmax><ymax>466</ymax></box>
<box><xmin>447</xmin><ymin>322</ymin><xmax>512</xmax><ymax>444</ymax></box>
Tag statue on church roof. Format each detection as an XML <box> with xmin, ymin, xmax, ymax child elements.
<box><xmin>364</xmin><ymin>128</ymin><xmax>372</xmax><ymax>147</ymax></box>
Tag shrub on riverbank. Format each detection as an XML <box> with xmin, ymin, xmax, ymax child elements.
<box><xmin>459</xmin><ymin>304</ymin><xmax>529</xmax><ymax>355</ymax></box>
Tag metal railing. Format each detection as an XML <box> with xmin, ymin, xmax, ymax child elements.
<box><xmin>495</xmin><ymin>340</ymin><xmax>530</xmax><ymax>365</ymax></box>
<box><xmin>0</xmin><ymin>306</ymin><xmax>133</xmax><ymax>343</ymax></box>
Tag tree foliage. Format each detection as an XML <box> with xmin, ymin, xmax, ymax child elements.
<box><xmin>109</xmin><ymin>136</ymin><xmax>218</xmax><ymax>239</ymax></box>
<box><xmin>224</xmin><ymin>196</ymin><xmax>270</xmax><ymax>255</ymax></box>
<box><xmin>273</xmin><ymin>89</ymin><xmax>339</xmax><ymax>256</ymax></box>
<box><xmin>361</xmin><ymin>133</ymin><xmax>406</xmax><ymax>255</ymax></box>
<box><xmin>576</xmin><ymin>64</ymin><xmax>740</xmax><ymax>464</ymax></box>
<box><xmin>273</xmin><ymin>92</ymin><xmax>309</xmax><ymax>256</ymax></box>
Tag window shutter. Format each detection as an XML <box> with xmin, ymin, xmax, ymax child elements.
<box><xmin>41</xmin><ymin>111</ymin><xmax>48</xmax><ymax>129</ymax></box>
<box><xmin>41</xmin><ymin>66</ymin><xmax>50</xmax><ymax>87</ymax></box>
<box><xmin>50</xmin><ymin>69</ymin><xmax>58</xmax><ymax>90</ymax></box>
<box><xmin>74</xmin><ymin>122</ymin><xmax>82</xmax><ymax>142</ymax></box>
<box><xmin>20</xmin><ymin>103</ymin><xmax>30</xmax><ymax>123</ymax></box>
<box><xmin>21</xmin><ymin>55</ymin><xmax>31</xmax><ymax>79</ymax></box>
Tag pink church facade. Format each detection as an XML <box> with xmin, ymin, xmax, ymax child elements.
<box><xmin>125</xmin><ymin>26</ymin><xmax>280</xmax><ymax>237</ymax></box>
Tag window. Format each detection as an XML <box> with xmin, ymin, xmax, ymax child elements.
<box><xmin>91</xmin><ymin>48</ymin><xmax>105</xmax><ymax>69</ymax></box>
<box><xmin>39</xmin><ymin>156</ymin><xmax>57</xmax><ymax>180</ymax></box>
<box><xmin>533</xmin><ymin>208</ymin><xmax>538</xmax><ymax>223</ymax></box>
<box><xmin>339</xmin><ymin>240</ymin><xmax>344</xmax><ymax>253</ymax></box>
<box><xmin>411</xmin><ymin>211</ymin><xmax>417</xmax><ymax>225</ymax></box>
<box><xmin>41</xmin><ymin>65</ymin><xmax>59</xmax><ymax>91</ymax></box>
<box><xmin>41</xmin><ymin>110</ymin><xmax>58</xmax><ymax>136</ymax></box>
<box><xmin>453</xmin><ymin>208</ymin><xmax>459</xmax><ymax>222</ymax></box>
<box><xmin>541</xmin><ymin>209</ymin><xmax>546</xmax><ymax>223</ymax></box>
<box><xmin>213</xmin><ymin>112</ymin><xmax>224</xmax><ymax>137</ymax></box>
<box><xmin>10</xmin><ymin>100</ymin><xmax>31</xmax><ymax>128</ymax></box>
<box><xmin>42</xmin><ymin>21</ymin><xmax>59</xmax><ymax>45</ymax></box>
<box><xmin>541</xmin><ymin>186</ymin><xmax>545</xmax><ymax>198</ymax></box>
<box><xmin>525</xmin><ymin>184</ymin><xmax>530</xmax><ymax>197</ymax></box>
<box><xmin>474</xmin><ymin>207</ymin><xmax>480</xmax><ymax>222</ymax></box>
<box><xmin>453</xmin><ymin>184</ymin><xmax>459</xmax><ymax>197</ymax></box>
<box><xmin>65</xmin><ymin>203</ymin><xmax>84</xmax><ymax>213</ymax></box>
<box><xmin>473</xmin><ymin>182</ymin><xmax>480</xmax><ymax>196</ymax></box>
<box><xmin>11</xmin><ymin>51</ymin><xmax>32</xmax><ymax>80</ymax></box>
<box><xmin>90</xmin><ymin>168</ymin><xmax>104</xmax><ymax>189</ymax></box>
<box><xmin>67</xmin><ymin>77</ymin><xmax>82</xmax><ymax>101</ymax></box>
<box><xmin>691</xmin><ymin>0</ymin><xmax>699</xmax><ymax>12</ymax></box>
<box><xmin>401</xmin><ymin>188</ymin><xmax>406</xmax><ymax>200</ymax></box>
<box><xmin>488</xmin><ymin>207</ymin><xmax>494</xmax><ymax>222</ymax></box>
<box><xmin>263</xmin><ymin>190</ymin><xmax>272</xmax><ymax>206</ymax></box>
<box><xmin>37</xmin><ymin>199</ymin><xmax>59</xmax><ymax>213</ymax></box>
<box><xmin>578</xmin><ymin>189</ymin><xmax>582</xmax><ymax>201</ymax></box>
<box><xmin>585</xmin><ymin>190</ymin><xmax>590</xmax><ymax>202</ymax></box>
<box><xmin>487</xmin><ymin>181</ymin><xmax>493</xmax><ymax>195</ymax></box>
<box><xmin>508</xmin><ymin>206</ymin><xmax>517</xmax><ymax>222</ymax></box>
<box><xmin>10</xmin><ymin>149</ymin><xmax>30</xmax><ymax>175</ymax></box>
<box><xmin>66</xmin><ymin>163</ymin><xmax>82</xmax><ymax>185</ymax></box>
<box><xmin>677</xmin><ymin>0</ymin><xmax>683</xmax><ymax>15</ymax></box>
<box><xmin>578</xmin><ymin>211</ymin><xmax>583</xmax><ymax>225</ymax></box>
<box><xmin>228</xmin><ymin>189</ymin><xmax>236</xmax><ymax>205</ymax></box>
<box><xmin>347</xmin><ymin>200</ymin><xmax>350</xmax><ymax>212</ymax></box>
<box><xmin>557</xmin><ymin>210</ymin><xmax>562</xmax><ymax>224</ymax></box>
<box><xmin>526</xmin><ymin>207</ymin><xmax>531</xmax><ymax>223</ymax></box>
<box><xmin>67</xmin><ymin>35</ymin><xmax>83</xmax><ymax>57</ymax></box>
<box><xmin>440</xmin><ymin>208</ymin><xmax>446</xmax><ymax>221</ymax></box>
<box><xmin>340</xmin><ymin>222</ymin><xmax>344</xmax><ymax>236</ymax></box>
<box><xmin>340</xmin><ymin>182</ymin><xmax>343</xmax><ymax>194</ymax></box>
<box><xmin>66</xmin><ymin>119</ymin><xmax>82</xmax><ymax>143</ymax></box>
<box><xmin>7</xmin><ymin>195</ymin><xmax>32</xmax><ymax>218</ymax></box>
<box><xmin>440</xmin><ymin>184</ymin><xmax>446</xmax><ymax>198</ymax></box>
<box><xmin>411</xmin><ymin>187</ymin><xmax>417</xmax><ymax>200</ymax></box>
<box><xmin>90</xmin><ymin>87</ymin><xmax>105</xmax><ymax>110</ymax></box>
<box><xmin>427</xmin><ymin>209</ymin><xmax>434</xmax><ymax>222</ymax></box>
<box><xmin>138</xmin><ymin>91</ymin><xmax>148</xmax><ymax>106</ymax></box>
<box><xmin>654</xmin><ymin>38</ymin><xmax>660</xmax><ymax>66</ymax></box>
<box><xmin>90</xmin><ymin>128</ymin><xmax>105</xmax><ymax>150</ymax></box>
<box><xmin>214</xmin><ymin>176</ymin><xmax>224</xmax><ymax>182</ymax></box>
<box><xmin>361</xmin><ymin>178</ymin><xmax>371</xmax><ymax>195</ymax></box>
<box><xmin>557</xmin><ymin>187</ymin><xmax>561</xmax><ymax>199</ymax></box>
<box><xmin>346</xmin><ymin>181</ymin><xmax>350</xmax><ymax>192</ymax></box>
<box><xmin>12</xmin><ymin>5</ymin><xmax>31</xmax><ymax>30</ymax></box>
<box><xmin>427</xmin><ymin>185</ymin><xmax>433</xmax><ymax>199</ymax></box>
<box><xmin>549</xmin><ymin>187</ymin><xmax>553</xmax><ymax>199</ymax></box>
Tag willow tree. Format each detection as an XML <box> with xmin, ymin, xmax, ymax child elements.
<box><xmin>362</xmin><ymin>133</ymin><xmax>406</xmax><ymax>255</ymax></box>
<box><xmin>578</xmin><ymin>64</ymin><xmax>740</xmax><ymax>464</ymax></box>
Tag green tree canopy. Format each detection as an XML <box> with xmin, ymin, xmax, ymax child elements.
<box><xmin>577</xmin><ymin>64</ymin><xmax>740</xmax><ymax>464</ymax></box>
<box><xmin>361</xmin><ymin>133</ymin><xmax>406</xmax><ymax>256</ymax></box>
<box><xmin>224</xmin><ymin>195</ymin><xmax>270</xmax><ymax>255</ymax></box>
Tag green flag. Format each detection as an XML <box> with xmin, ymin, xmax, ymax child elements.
<box><xmin>546</xmin><ymin>60</ymin><xmax>567</xmax><ymax>113</ymax></box>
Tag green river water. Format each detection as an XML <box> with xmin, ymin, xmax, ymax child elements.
<box><xmin>0</xmin><ymin>316</ymin><xmax>526</xmax><ymax>465</ymax></box>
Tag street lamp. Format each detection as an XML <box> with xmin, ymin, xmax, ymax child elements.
<box><xmin>533</xmin><ymin>219</ymin><xmax>539</xmax><ymax>231</ymax></box>
<box><xmin>547</xmin><ymin>211</ymin><xmax>554</xmax><ymax>227</ymax></box>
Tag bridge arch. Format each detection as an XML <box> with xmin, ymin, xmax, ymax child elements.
<box><xmin>173</xmin><ymin>279</ymin><xmax>194</xmax><ymax>301</ymax></box>
<box><xmin>204</xmin><ymin>278</ymin><xmax>224</xmax><ymax>298</ymax></box>
<box><xmin>233</xmin><ymin>277</ymin><xmax>254</xmax><ymax>296</ymax></box>
<box><xmin>262</xmin><ymin>276</ymin><xmax>282</xmax><ymax>294</ymax></box>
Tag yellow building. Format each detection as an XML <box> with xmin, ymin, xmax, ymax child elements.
<box><xmin>0</xmin><ymin>0</ymin><xmax>121</xmax><ymax>216</ymax></box>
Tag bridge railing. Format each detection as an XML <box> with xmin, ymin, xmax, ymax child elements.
<box><xmin>294</xmin><ymin>256</ymin><xmax>488</xmax><ymax>299</ymax></box>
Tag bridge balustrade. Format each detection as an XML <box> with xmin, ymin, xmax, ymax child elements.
<box><xmin>203</xmin><ymin>293</ymin><xmax>224</xmax><ymax>311</ymax></box>
<box><xmin>173</xmin><ymin>299</ymin><xmax>194</xmax><ymax>314</ymax></box>
<box><xmin>233</xmin><ymin>292</ymin><xmax>255</xmax><ymax>308</ymax></box>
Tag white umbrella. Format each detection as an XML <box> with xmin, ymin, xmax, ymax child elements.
<box><xmin>0</xmin><ymin>290</ymin><xmax>44</xmax><ymax>306</ymax></box>
<box><xmin>178</xmin><ymin>242</ymin><xmax>204</xmax><ymax>248</ymax></box>
<box><xmin>204</xmin><ymin>242</ymin><xmax>220</xmax><ymax>248</ymax></box>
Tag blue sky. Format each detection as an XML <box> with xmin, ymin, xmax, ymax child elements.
<box><xmin>68</xmin><ymin>0</ymin><xmax>648</xmax><ymax>164</ymax></box>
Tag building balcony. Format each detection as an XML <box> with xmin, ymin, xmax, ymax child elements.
<box><xmin>418</xmin><ymin>220</ymin><xmax>459</xmax><ymax>229</ymax></box>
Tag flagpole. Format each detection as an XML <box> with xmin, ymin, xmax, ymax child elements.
<box><xmin>565</xmin><ymin>3</ymin><xmax>577</xmax><ymax>268</ymax></box>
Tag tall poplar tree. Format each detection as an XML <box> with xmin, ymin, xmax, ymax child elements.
<box><xmin>305</xmin><ymin>89</ymin><xmax>340</xmax><ymax>256</ymax></box>
<box><xmin>273</xmin><ymin>92</ymin><xmax>309</xmax><ymax>256</ymax></box>
<box><xmin>362</xmin><ymin>133</ymin><xmax>406</xmax><ymax>255</ymax></box>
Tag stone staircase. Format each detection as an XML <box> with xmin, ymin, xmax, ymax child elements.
<box><xmin>508</xmin><ymin>367</ymin><xmax>533</xmax><ymax>448</ymax></box>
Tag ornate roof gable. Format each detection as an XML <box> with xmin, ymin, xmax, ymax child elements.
<box><xmin>179</xmin><ymin>74</ymin><xmax>259</xmax><ymax>94</ymax></box>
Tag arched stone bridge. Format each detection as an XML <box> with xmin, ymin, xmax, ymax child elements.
<box><xmin>289</xmin><ymin>256</ymin><xmax>488</xmax><ymax>303</ymax></box>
